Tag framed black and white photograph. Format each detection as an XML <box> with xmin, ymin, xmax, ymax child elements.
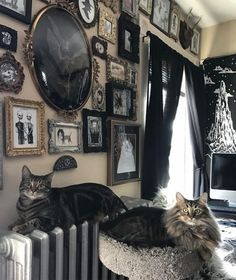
<box><xmin>98</xmin><ymin>8</ymin><xmax>117</xmax><ymax>44</ymax></box>
<box><xmin>106</xmin><ymin>82</ymin><xmax>133</xmax><ymax>119</ymax></box>
<box><xmin>91</xmin><ymin>36</ymin><xmax>107</xmax><ymax>60</ymax></box>
<box><xmin>0</xmin><ymin>0</ymin><xmax>32</xmax><ymax>24</ymax></box>
<box><xmin>107</xmin><ymin>119</ymin><xmax>141</xmax><ymax>186</ymax></box>
<box><xmin>139</xmin><ymin>0</ymin><xmax>152</xmax><ymax>15</ymax></box>
<box><xmin>0</xmin><ymin>25</ymin><xmax>17</xmax><ymax>52</ymax></box>
<box><xmin>5</xmin><ymin>97</ymin><xmax>45</xmax><ymax>157</ymax></box>
<box><xmin>48</xmin><ymin>119</ymin><xmax>82</xmax><ymax>154</ymax></box>
<box><xmin>169</xmin><ymin>4</ymin><xmax>180</xmax><ymax>41</ymax></box>
<box><xmin>118</xmin><ymin>13</ymin><xmax>140</xmax><ymax>63</ymax></box>
<box><xmin>151</xmin><ymin>0</ymin><xmax>171</xmax><ymax>34</ymax></box>
<box><xmin>106</xmin><ymin>55</ymin><xmax>128</xmax><ymax>84</ymax></box>
<box><xmin>121</xmin><ymin>0</ymin><xmax>138</xmax><ymax>18</ymax></box>
<box><xmin>0</xmin><ymin>51</ymin><xmax>25</xmax><ymax>94</ymax></box>
<box><xmin>190</xmin><ymin>29</ymin><xmax>200</xmax><ymax>55</ymax></box>
<box><xmin>92</xmin><ymin>81</ymin><xmax>106</xmax><ymax>111</ymax></box>
<box><xmin>74</xmin><ymin>0</ymin><xmax>98</xmax><ymax>28</ymax></box>
<box><xmin>82</xmin><ymin>109</ymin><xmax>106</xmax><ymax>153</ymax></box>
<box><xmin>127</xmin><ymin>64</ymin><xmax>137</xmax><ymax>88</ymax></box>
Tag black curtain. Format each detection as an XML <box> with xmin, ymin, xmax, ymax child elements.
<box><xmin>184</xmin><ymin>61</ymin><xmax>208</xmax><ymax>197</ymax></box>
<box><xmin>141</xmin><ymin>34</ymin><xmax>184</xmax><ymax>199</ymax></box>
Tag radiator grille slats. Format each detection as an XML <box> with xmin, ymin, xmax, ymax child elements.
<box><xmin>0</xmin><ymin>223</ymin><xmax>128</xmax><ymax>280</ymax></box>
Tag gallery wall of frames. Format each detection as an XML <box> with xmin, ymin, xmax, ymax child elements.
<box><xmin>0</xmin><ymin>0</ymin><xmax>201</xmax><ymax>227</ymax></box>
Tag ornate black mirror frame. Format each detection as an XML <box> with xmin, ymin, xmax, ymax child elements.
<box><xmin>23</xmin><ymin>1</ymin><xmax>93</xmax><ymax>116</ymax></box>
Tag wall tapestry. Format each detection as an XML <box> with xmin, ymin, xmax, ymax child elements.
<box><xmin>203</xmin><ymin>54</ymin><xmax>236</xmax><ymax>154</ymax></box>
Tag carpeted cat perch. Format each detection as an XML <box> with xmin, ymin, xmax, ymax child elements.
<box><xmin>99</xmin><ymin>233</ymin><xmax>203</xmax><ymax>280</ymax></box>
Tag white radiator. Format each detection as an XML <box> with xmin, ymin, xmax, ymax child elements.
<box><xmin>0</xmin><ymin>222</ymin><xmax>127</xmax><ymax>280</ymax></box>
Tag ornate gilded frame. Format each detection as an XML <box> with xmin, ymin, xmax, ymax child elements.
<box><xmin>0</xmin><ymin>51</ymin><xmax>25</xmax><ymax>94</ymax></box>
<box><xmin>98</xmin><ymin>8</ymin><xmax>117</xmax><ymax>44</ymax></box>
<box><xmin>92</xmin><ymin>81</ymin><xmax>106</xmax><ymax>111</ymax></box>
<box><xmin>99</xmin><ymin>0</ymin><xmax>118</xmax><ymax>13</ymax></box>
<box><xmin>5</xmin><ymin>97</ymin><xmax>45</xmax><ymax>157</ymax></box>
<box><xmin>106</xmin><ymin>55</ymin><xmax>128</xmax><ymax>84</ymax></box>
<box><xmin>48</xmin><ymin>119</ymin><xmax>82</xmax><ymax>154</ymax></box>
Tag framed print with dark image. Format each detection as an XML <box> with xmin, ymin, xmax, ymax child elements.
<box><xmin>74</xmin><ymin>0</ymin><xmax>98</xmax><ymax>28</ymax></box>
<box><xmin>106</xmin><ymin>55</ymin><xmax>128</xmax><ymax>84</ymax></box>
<box><xmin>121</xmin><ymin>0</ymin><xmax>138</xmax><ymax>18</ymax></box>
<box><xmin>190</xmin><ymin>29</ymin><xmax>200</xmax><ymax>55</ymax></box>
<box><xmin>48</xmin><ymin>119</ymin><xmax>82</xmax><ymax>154</ymax></box>
<box><xmin>92</xmin><ymin>81</ymin><xmax>106</xmax><ymax>111</ymax></box>
<box><xmin>169</xmin><ymin>4</ymin><xmax>180</xmax><ymax>41</ymax></box>
<box><xmin>0</xmin><ymin>0</ymin><xmax>32</xmax><ymax>24</ymax></box>
<box><xmin>139</xmin><ymin>0</ymin><xmax>152</xmax><ymax>15</ymax></box>
<box><xmin>106</xmin><ymin>82</ymin><xmax>133</xmax><ymax>119</ymax></box>
<box><xmin>127</xmin><ymin>64</ymin><xmax>137</xmax><ymax>88</ymax></box>
<box><xmin>0</xmin><ymin>24</ymin><xmax>17</xmax><ymax>52</ymax></box>
<box><xmin>107</xmin><ymin>119</ymin><xmax>141</xmax><ymax>186</ymax></box>
<box><xmin>98</xmin><ymin>8</ymin><xmax>117</xmax><ymax>44</ymax></box>
<box><xmin>151</xmin><ymin>0</ymin><xmax>171</xmax><ymax>34</ymax></box>
<box><xmin>91</xmin><ymin>36</ymin><xmax>107</xmax><ymax>60</ymax></box>
<box><xmin>0</xmin><ymin>51</ymin><xmax>25</xmax><ymax>94</ymax></box>
<box><xmin>118</xmin><ymin>13</ymin><xmax>140</xmax><ymax>63</ymax></box>
<box><xmin>5</xmin><ymin>97</ymin><xmax>45</xmax><ymax>157</ymax></box>
<box><xmin>82</xmin><ymin>109</ymin><xmax>106</xmax><ymax>153</ymax></box>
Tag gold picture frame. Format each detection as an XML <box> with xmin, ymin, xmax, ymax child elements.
<box><xmin>98</xmin><ymin>8</ymin><xmax>117</xmax><ymax>44</ymax></box>
<box><xmin>5</xmin><ymin>97</ymin><xmax>45</xmax><ymax>157</ymax></box>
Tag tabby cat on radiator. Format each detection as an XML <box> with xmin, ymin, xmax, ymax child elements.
<box><xmin>9</xmin><ymin>165</ymin><xmax>127</xmax><ymax>235</ymax></box>
<box><xmin>101</xmin><ymin>192</ymin><xmax>221</xmax><ymax>261</ymax></box>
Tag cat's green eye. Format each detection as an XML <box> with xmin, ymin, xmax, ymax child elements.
<box><xmin>195</xmin><ymin>209</ymin><xmax>201</xmax><ymax>215</ymax></box>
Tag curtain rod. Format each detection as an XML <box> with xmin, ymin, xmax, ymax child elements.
<box><xmin>142</xmin><ymin>31</ymin><xmax>151</xmax><ymax>42</ymax></box>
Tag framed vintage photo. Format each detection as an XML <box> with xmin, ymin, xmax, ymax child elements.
<box><xmin>92</xmin><ymin>81</ymin><xmax>106</xmax><ymax>111</ymax></box>
<box><xmin>151</xmin><ymin>0</ymin><xmax>171</xmax><ymax>34</ymax></box>
<box><xmin>169</xmin><ymin>4</ymin><xmax>180</xmax><ymax>41</ymax></box>
<box><xmin>74</xmin><ymin>0</ymin><xmax>98</xmax><ymax>28</ymax></box>
<box><xmin>82</xmin><ymin>109</ymin><xmax>106</xmax><ymax>153</ymax></box>
<box><xmin>5</xmin><ymin>97</ymin><xmax>45</xmax><ymax>157</ymax></box>
<box><xmin>91</xmin><ymin>36</ymin><xmax>107</xmax><ymax>60</ymax></box>
<box><xmin>48</xmin><ymin>119</ymin><xmax>82</xmax><ymax>154</ymax></box>
<box><xmin>0</xmin><ymin>24</ymin><xmax>17</xmax><ymax>52</ymax></box>
<box><xmin>106</xmin><ymin>55</ymin><xmax>128</xmax><ymax>84</ymax></box>
<box><xmin>106</xmin><ymin>82</ymin><xmax>133</xmax><ymax>119</ymax></box>
<box><xmin>0</xmin><ymin>51</ymin><xmax>25</xmax><ymax>94</ymax></box>
<box><xmin>139</xmin><ymin>0</ymin><xmax>152</xmax><ymax>15</ymax></box>
<box><xmin>127</xmin><ymin>64</ymin><xmax>137</xmax><ymax>88</ymax></box>
<box><xmin>118</xmin><ymin>13</ymin><xmax>140</xmax><ymax>64</ymax></box>
<box><xmin>98</xmin><ymin>8</ymin><xmax>117</xmax><ymax>44</ymax></box>
<box><xmin>190</xmin><ymin>29</ymin><xmax>200</xmax><ymax>55</ymax></box>
<box><xmin>107</xmin><ymin>119</ymin><xmax>141</xmax><ymax>186</ymax></box>
<box><xmin>0</xmin><ymin>0</ymin><xmax>32</xmax><ymax>24</ymax></box>
<box><xmin>121</xmin><ymin>0</ymin><xmax>138</xmax><ymax>18</ymax></box>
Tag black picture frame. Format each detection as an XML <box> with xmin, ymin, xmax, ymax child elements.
<box><xmin>151</xmin><ymin>0</ymin><xmax>171</xmax><ymax>35</ymax></box>
<box><xmin>0</xmin><ymin>25</ymin><xmax>17</xmax><ymax>52</ymax></box>
<box><xmin>118</xmin><ymin>13</ymin><xmax>140</xmax><ymax>64</ymax></box>
<box><xmin>107</xmin><ymin>119</ymin><xmax>141</xmax><ymax>186</ymax></box>
<box><xmin>0</xmin><ymin>0</ymin><xmax>32</xmax><ymax>24</ymax></box>
<box><xmin>106</xmin><ymin>82</ymin><xmax>133</xmax><ymax>119</ymax></box>
<box><xmin>74</xmin><ymin>0</ymin><xmax>98</xmax><ymax>28</ymax></box>
<box><xmin>91</xmin><ymin>36</ymin><xmax>107</xmax><ymax>60</ymax></box>
<box><xmin>82</xmin><ymin>109</ymin><xmax>107</xmax><ymax>153</ymax></box>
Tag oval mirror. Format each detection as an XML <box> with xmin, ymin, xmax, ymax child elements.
<box><xmin>27</xmin><ymin>4</ymin><xmax>92</xmax><ymax>112</ymax></box>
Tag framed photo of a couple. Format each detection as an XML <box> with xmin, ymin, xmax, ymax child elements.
<box><xmin>5</xmin><ymin>97</ymin><xmax>45</xmax><ymax>157</ymax></box>
<box><xmin>107</xmin><ymin>120</ymin><xmax>141</xmax><ymax>186</ymax></box>
<box><xmin>0</xmin><ymin>0</ymin><xmax>32</xmax><ymax>24</ymax></box>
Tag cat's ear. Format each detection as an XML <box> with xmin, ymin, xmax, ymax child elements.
<box><xmin>199</xmin><ymin>192</ymin><xmax>208</xmax><ymax>205</ymax></box>
<box><xmin>22</xmin><ymin>165</ymin><xmax>32</xmax><ymax>179</ymax></box>
<box><xmin>176</xmin><ymin>192</ymin><xmax>186</xmax><ymax>204</ymax></box>
<box><xmin>46</xmin><ymin>172</ymin><xmax>54</xmax><ymax>184</ymax></box>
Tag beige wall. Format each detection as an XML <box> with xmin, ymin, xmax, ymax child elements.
<box><xmin>200</xmin><ymin>19</ymin><xmax>236</xmax><ymax>61</ymax></box>
<box><xmin>0</xmin><ymin>2</ymin><xmax>199</xmax><ymax>229</ymax></box>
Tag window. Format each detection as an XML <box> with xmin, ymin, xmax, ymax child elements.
<box><xmin>165</xmin><ymin>71</ymin><xmax>194</xmax><ymax>200</ymax></box>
